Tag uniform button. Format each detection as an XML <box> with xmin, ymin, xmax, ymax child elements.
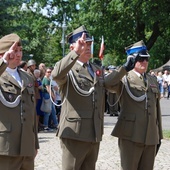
<box><xmin>148</xmin><ymin>113</ymin><xmax>151</xmax><ymax>115</ymax></box>
<box><xmin>22</xmin><ymin>100</ymin><xmax>25</xmax><ymax>103</ymax></box>
<box><xmin>23</xmin><ymin>118</ymin><xmax>26</xmax><ymax>121</ymax></box>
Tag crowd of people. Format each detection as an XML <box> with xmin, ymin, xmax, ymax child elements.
<box><xmin>0</xmin><ymin>26</ymin><xmax>167</xmax><ymax>170</ymax></box>
<box><xmin>149</xmin><ymin>69</ymin><xmax>170</xmax><ymax>99</ymax></box>
<box><xmin>18</xmin><ymin>59</ymin><xmax>61</xmax><ymax>132</ymax></box>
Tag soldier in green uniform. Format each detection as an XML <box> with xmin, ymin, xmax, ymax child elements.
<box><xmin>51</xmin><ymin>25</ymin><xmax>140</xmax><ymax>170</ymax></box>
<box><xmin>0</xmin><ymin>33</ymin><xmax>39</xmax><ymax>170</ymax></box>
<box><xmin>111</xmin><ymin>40</ymin><xmax>163</xmax><ymax>170</ymax></box>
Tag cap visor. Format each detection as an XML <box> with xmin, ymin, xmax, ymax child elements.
<box><xmin>139</xmin><ymin>51</ymin><xmax>150</xmax><ymax>57</ymax></box>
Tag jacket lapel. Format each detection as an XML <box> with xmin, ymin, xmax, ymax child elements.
<box><xmin>1</xmin><ymin>71</ymin><xmax>21</xmax><ymax>88</ymax></box>
<box><xmin>74</xmin><ymin>62</ymin><xmax>94</xmax><ymax>82</ymax></box>
<box><xmin>18</xmin><ymin>69</ymin><xmax>33</xmax><ymax>91</ymax></box>
<box><xmin>128</xmin><ymin>71</ymin><xmax>146</xmax><ymax>90</ymax></box>
<box><xmin>91</xmin><ymin>64</ymin><xmax>98</xmax><ymax>84</ymax></box>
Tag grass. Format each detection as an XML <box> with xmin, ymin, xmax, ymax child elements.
<box><xmin>163</xmin><ymin>130</ymin><xmax>170</xmax><ymax>139</ymax></box>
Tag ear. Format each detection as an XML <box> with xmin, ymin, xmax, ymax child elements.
<box><xmin>70</xmin><ymin>44</ymin><xmax>74</xmax><ymax>50</ymax></box>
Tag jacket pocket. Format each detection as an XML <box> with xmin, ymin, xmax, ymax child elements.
<box><xmin>27</xmin><ymin>87</ymin><xmax>35</xmax><ymax>95</ymax></box>
<box><xmin>65</xmin><ymin>117</ymin><xmax>81</xmax><ymax>134</ymax></box>
<box><xmin>26</xmin><ymin>87</ymin><xmax>35</xmax><ymax>102</ymax></box>
<box><xmin>0</xmin><ymin>122</ymin><xmax>11</xmax><ymax>152</ymax></box>
<box><xmin>150</xmin><ymin>86</ymin><xmax>159</xmax><ymax>93</ymax></box>
<box><xmin>120</xmin><ymin>114</ymin><xmax>136</xmax><ymax>137</ymax></box>
<box><xmin>0</xmin><ymin>122</ymin><xmax>11</xmax><ymax>132</ymax></box>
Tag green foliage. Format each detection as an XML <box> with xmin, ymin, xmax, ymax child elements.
<box><xmin>0</xmin><ymin>0</ymin><xmax>169</xmax><ymax>70</ymax></box>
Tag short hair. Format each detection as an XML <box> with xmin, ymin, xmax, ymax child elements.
<box><xmin>19</xmin><ymin>61</ymin><xmax>27</xmax><ymax>68</ymax></box>
<box><xmin>34</xmin><ymin>69</ymin><xmax>41</xmax><ymax>74</ymax></box>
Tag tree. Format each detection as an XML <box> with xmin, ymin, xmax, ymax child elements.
<box><xmin>0</xmin><ymin>0</ymin><xmax>23</xmax><ymax>35</ymax></box>
<box><xmin>67</xmin><ymin>0</ymin><xmax>170</xmax><ymax>70</ymax></box>
<box><xmin>0</xmin><ymin>0</ymin><xmax>169</xmax><ymax>70</ymax></box>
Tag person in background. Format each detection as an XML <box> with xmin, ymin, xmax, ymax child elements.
<box><xmin>111</xmin><ymin>40</ymin><xmax>163</xmax><ymax>170</ymax></box>
<box><xmin>162</xmin><ymin>70</ymin><xmax>170</xmax><ymax>98</ymax></box>
<box><xmin>106</xmin><ymin>66</ymin><xmax>119</xmax><ymax>116</ymax></box>
<box><xmin>42</xmin><ymin>67</ymin><xmax>58</xmax><ymax>131</ymax></box>
<box><xmin>39</xmin><ymin>62</ymin><xmax>46</xmax><ymax>80</ymax></box>
<box><xmin>166</xmin><ymin>73</ymin><xmax>170</xmax><ymax>99</ymax></box>
<box><xmin>150</xmin><ymin>70</ymin><xmax>157</xmax><ymax>78</ymax></box>
<box><xmin>51</xmin><ymin>25</ymin><xmax>139</xmax><ymax>170</ymax></box>
<box><xmin>27</xmin><ymin>59</ymin><xmax>36</xmax><ymax>76</ymax></box>
<box><xmin>18</xmin><ymin>60</ymin><xmax>27</xmax><ymax>71</ymax></box>
<box><xmin>27</xmin><ymin>59</ymin><xmax>40</xmax><ymax>105</ymax></box>
<box><xmin>51</xmin><ymin>78</ymin><xmax>61</xmax><ymax>123</ymax></box>
<box><xmin>157</xmin><ymin>71</ymin><xmax>164</xmax><ymax>98</ymax></box>
<box><xmin>0</xmin><ymin>33</ymin><xmax>39</xmax><ymax>170</ymax></box>
<box><xmin>34</xmin><ymin>69</ymin><xmax>44</xmax><ymax>131</ymax></box>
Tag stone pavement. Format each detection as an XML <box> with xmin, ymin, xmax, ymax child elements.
<box><xmin>35</xmin><ymin>123</ymin><xmax>170</xmax><ymax>170</ymax></box>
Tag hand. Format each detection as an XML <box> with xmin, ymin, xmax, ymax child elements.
<box><xmin>2</xmin><ymin>42</ymin><xmax>18</xmax><ymax>63</ymax></box>
<box><xmin>38</xmin><ymin>85</ymin><xmax>43</xmax><ymax>90</ymax></box>
<box><xmin>73</xmin><ymin>33</ymin><xmax>87</xmax><ymax>56</ymax></box>
<box><xmin>123</xmin><ymin>53</ymin><xmax>140</xmax><ymax>72</ymax></box>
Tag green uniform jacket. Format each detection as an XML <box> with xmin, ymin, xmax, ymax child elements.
<box><xmin>0</xmin><ymin>59</ymin><xmax>39</xmax><ymax>156</ymax></box>
<box><xmin>111</xmin><ymin>70</ymin><xmax>163</xmax><ymax>145</ymax></box>
<box><xmin>52</xmin><ymin>50</ymin><xmax>126</xmax><ymax>143</ymax></box>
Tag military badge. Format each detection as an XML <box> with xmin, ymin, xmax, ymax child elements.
<box><xmin>96</xmin><ymin>70</ymin><xmax>102</xmax><ymax>77</ymax></box>
<box><xmin>8</xmin><ymin>94</ymin><xmax>13</xmax><ymax>101</ymax></box>
<box><xmin>27</xmin><ymin>83</ymin><xmax>33</xmax><ymax>87</ymax></box>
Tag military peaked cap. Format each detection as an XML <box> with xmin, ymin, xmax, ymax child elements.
<box><xmin>125</xmin><ymin>40</ymin><xmax>150</xmax><ymax>57</ymax></box>
<box><xmin>67</xmin><ymin>25</ymin><xmax>93</xmax><ymax>44</ymax></box>
<box><xmin>0</xmin><ymin>33</ymin><xmax>21</xmax><ymax>54</ymax></box>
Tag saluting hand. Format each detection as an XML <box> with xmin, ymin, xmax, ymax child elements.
<box><xmin>73</xmin><ymin>33</ymin><xmax>87</xmax><ymax>56</ymax></box>
<box><xmin>2</xmin><ymin>41</ymin><xmax>18</xmax><ymax>63</ymax></box>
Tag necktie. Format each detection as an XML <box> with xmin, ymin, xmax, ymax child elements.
<box><xmin>84</xmin><ymin>63</ymin><xmax>94</xmax><ymax>78</ymax></box>
<box><xmin>141</xmin><ymin>74</ymin><xmax>147</xmax><ymax>87</ymax></box>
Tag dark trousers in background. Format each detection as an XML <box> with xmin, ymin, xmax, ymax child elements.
<box><xmin>107</xmin><ymin>92</ymin><xmax>119</xmax><ymax>116</ymax></box>
<box><xmin>60</xmin><ymin>138</ymin><xmax>100</xmax><ymax>170</ymax></box>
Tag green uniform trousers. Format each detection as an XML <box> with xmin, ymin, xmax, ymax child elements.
<box><xmin>0</xmin><ymin>155</ymin><xmax>34</xmax><ymax>170</ymax></box>
<box><xmin>61</xmin><ymin>138</ymin><xmax>100</xmax><ymax>170</ymax></box>
<box><xmin>119</xmin><ymin>138</ymin><xmax>157</xmax><ymax>170</ymax></box>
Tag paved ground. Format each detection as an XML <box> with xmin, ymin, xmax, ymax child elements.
<box><xmin>35</xmin><ymin>98</ymin><xmax>170</xmax><ymax>170</ymax></box>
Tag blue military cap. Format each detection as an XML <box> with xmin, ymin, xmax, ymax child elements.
<box><xmin>67</xmin><ymin>25</ymin><xmax>93</xmax><ymax>44</ymax></box>
<box><xmin>125</xmin><ymin>40</ymin><xmax>150</xmax><ymax>57</ymax></box>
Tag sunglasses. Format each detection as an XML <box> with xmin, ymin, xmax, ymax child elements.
<box><xmin>46</xmin><ymin>71</ymin><xmax>51</xmax><ymax>73</ymax></box>
<box><xmin>138</xmin><ymin>57</ymin><xmax>149</xmax><ymax>62</ymax></box>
